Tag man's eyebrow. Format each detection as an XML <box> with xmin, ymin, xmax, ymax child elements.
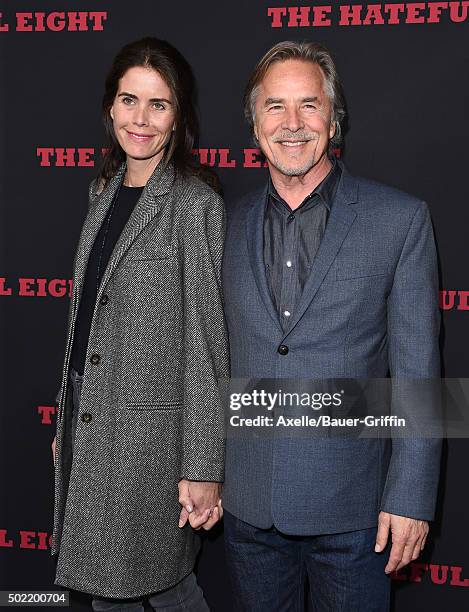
<box><xmin>117</xmin><ymin>92</ymin><xmax>172</xmax><ymax>104</ymax></box>
<box><xmin>263</xmin><ymin>96</ymin><xmax>321</xmax><ymax>106</ymax></box>
<box><xmin>264</xmin><ymin>97</ymin><xmax>284</xmax><ymax>106</ymax></box>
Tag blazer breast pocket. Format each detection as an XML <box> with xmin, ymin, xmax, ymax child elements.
<box><xmin>335</xmin><ymin>264</ymin><xmax>389</xmax><ymax>281</ymax></box>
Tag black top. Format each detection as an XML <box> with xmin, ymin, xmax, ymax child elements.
<box><xmin>70</xmin><ymin>182</ymin><xmax>144</xmax><ymax>375</ymax></box>
<box><xmin>263</xmin><ymin>156</ymin><xmax>341</xmax><ymax>330</ymax></box>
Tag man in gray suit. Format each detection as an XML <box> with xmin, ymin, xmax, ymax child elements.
<box><xmin>222</xmin><ymin>41</ymin><xmax>441</xmax><ymax>611</ymax></box>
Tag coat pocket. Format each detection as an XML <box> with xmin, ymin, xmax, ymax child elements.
<box><xmin>125</xmin><ymin>401</ymin><xmax>183</xmax><ymax>411</ymax></box>
<box><xmin>126</xmin><ymin>242</ymin><xmax>178</xmax><ymax>262</ymax></box>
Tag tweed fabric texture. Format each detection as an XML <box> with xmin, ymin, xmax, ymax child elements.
<box><xmin>222</xmin><ymin>159</ymin><xmax>442</xmax><ymax>534</ymax></box>
<box><xmin>51</xmin><ymin>160</ymin><xmax>229</xmax><ymax>598</ymax></box>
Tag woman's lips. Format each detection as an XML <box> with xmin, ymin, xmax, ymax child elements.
<box><xmin>126</xmin><ymin>130</ymin><xmax>155</xmax><ymax>142</ymax></box>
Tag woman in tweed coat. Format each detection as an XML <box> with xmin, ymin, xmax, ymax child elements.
<box><xmin>50</xmin><ymin>38</ymin><xmax>229</xmax><ymax>610</ymax></box>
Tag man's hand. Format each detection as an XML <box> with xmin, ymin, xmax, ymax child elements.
<box><xmin>375</xmin><ymin>511</ymin><xmax>429</xmax><ymax>574</ymax></box>
<box><xmin>178</xmin><ymin>479</ymin><xmax>223</xmax><ymax>531</ymax></box>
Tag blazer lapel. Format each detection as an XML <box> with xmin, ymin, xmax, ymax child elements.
<box><xmin>246</xmin><ymin>185</ymin><xmax>283</xmax><ymax>332</ymax></box>
<box><xmin>283</xmin><ymin>165</ymin><xmax>358</xmax><ymax>336</ymax></box>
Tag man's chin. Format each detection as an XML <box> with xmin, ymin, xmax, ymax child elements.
<box><xmin>272</xmin><ymin>161</ymin><xmax>315</xmax><ymax>177</ymax></box>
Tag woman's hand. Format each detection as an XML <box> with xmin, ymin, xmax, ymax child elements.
<box><xmin>51</xmin><ymin>435</ymin><xmax>56</xmax><ymax>464</ymax></box>
<box><xmin>178</xmin><ymin>479</ymin><xmax>223</xmax><ymax>531</ymax></box>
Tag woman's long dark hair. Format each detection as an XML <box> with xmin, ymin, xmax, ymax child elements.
<box><xmin>99</xmin><ymin>37</ymin><xmax>220</xmax><ymax>192</ymax></box>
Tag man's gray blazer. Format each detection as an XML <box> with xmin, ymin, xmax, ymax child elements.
<box><xmin>222</xmin><ymin>159</ymin><xmax>441</xmax><ymax>535</ymax></box>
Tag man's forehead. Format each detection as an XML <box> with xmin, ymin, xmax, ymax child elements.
<box><xmin>259</xmin><ymin>60</ymin><xmax>326</xmax><ymax>94</ymax></box>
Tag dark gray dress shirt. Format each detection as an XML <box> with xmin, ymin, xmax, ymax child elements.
<box><xmin>263</xmin><ymin>157</ymin><xmax>342</xmax><ymax>329</ymax></box>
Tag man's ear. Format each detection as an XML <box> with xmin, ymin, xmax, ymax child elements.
<box><xmin>253</xmin><ymin>122</ymin><xmax>259</xmax><ymax>142</ymax></box>
<box><xmin>110</xmin><ymin>107</ymin><xmax>114</xmax><ymax>121</ymax></box>
<box><xmin>329</xmin><ymin>120</ymin><xmax>336</xmax><ymax>140</ymax></box>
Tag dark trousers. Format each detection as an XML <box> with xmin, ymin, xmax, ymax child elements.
<box><xmin>224</xmin><ymin>510</ymin><xmax>390</xmax><ymax>612</ymax></box>
<box><xmin>90</xmin><ymin>572</ymin><xmax>209</xmax><ymax>612</ymax></box>
<box><xmin>68</xmin><ymin>368</ymin><xmax>209</xmax><ymax>611</ymax></box>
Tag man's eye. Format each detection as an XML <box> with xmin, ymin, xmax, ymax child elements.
<box><xmin>304</xmin><ymin>104</ymin><xmax>318</xmax><ymax>110</ymax></box>
<box><xmin>153</xmin><ymin>102</ymin><xmax>165</xmax><ymax>110</ymax></box>
<box><xmin>268</xmin><ymin>105</ymin><xmax>283</xmax><ymax>111</ymax></box>
<box><xmin>122</xmin><ymin>97</ymin><xmax>134</xmax><ymax>105</ymax></box>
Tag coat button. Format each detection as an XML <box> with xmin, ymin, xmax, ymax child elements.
<box><xmin>100</xmin><ymin>294</ymin><xmax>109</xmax><ymax>305</ymax></box>
<box><xmin>81</xmin><ymin>412</ymin><xmax>92</xmax><ymax>423</ymax></box>
<box><xmin>90</xmin><ymin>353</ymin><xmax>101</xmax><ymax>365</ymax></box>
<box><xmin>278</xmin><ymin>344</ymin><xmax>289</xmax><ymax>355</ymax></box>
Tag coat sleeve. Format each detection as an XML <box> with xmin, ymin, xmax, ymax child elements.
<box><xmin>380</xmin><ymin>200</ymin><xmax>442</xmax><ymax>520</ymax></box>
<box><xmin>179</xmin><ymin>191</ymin><xmax>230</xmax><ymax>482</ymax></box>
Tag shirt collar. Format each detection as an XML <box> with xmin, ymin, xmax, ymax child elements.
<box><xmin>267</xmin><ymin>155</ymin><xmax>341</xmax><ymax>214</ymax></box>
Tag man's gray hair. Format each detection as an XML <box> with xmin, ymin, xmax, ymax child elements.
<box><xmin>244</xmin><ymin>41</ymin><xmax>346</xmax><ymax>150</ymax></box>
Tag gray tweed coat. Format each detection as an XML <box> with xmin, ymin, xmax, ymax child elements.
<box><xmin>50</xmin><ymin>160</ymin><xmax>229</xmax><ymax>598</ymax></box>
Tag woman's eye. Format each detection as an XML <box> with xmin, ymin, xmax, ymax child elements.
<box><xmin>153</xmin><ymin>102</ymin><xmax>165</xmax><ymax>110</ymax></box>
<box><xmin>122</xmin><ymin>97</ymin><xmax>134</xmax><ymax>105</ymax></box>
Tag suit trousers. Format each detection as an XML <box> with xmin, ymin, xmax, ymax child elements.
<box><xmin>68</xmin><ymin>368</ymin><xmax>209</xmax><ymax>611</ymax></box>
<box><xmin>224</xmin><ymin>510</ymin><xmax>391</xmax><ymax>612</ymax></box>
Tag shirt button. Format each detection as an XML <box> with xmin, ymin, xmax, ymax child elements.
<box><xmin>100</xmin><ymin>294</ymin><xmax>109</xmax><ymax>305</ymax></box>
<box><xmin>81</xmin><ymin>413</ymin><xmax>92</xmax><ymax>423</ymax></box>
<box><xmin>284</xmin><ymin>310</ymin><xmax>291</xmax><ymax>317</ymax></box>
<box><xmin>286</xmin><ymin>260</ymin><xmax>292</xmax><ymax>268</ymax></box>
<box><xmin>90</xmin><ymin>353</ymin><xmax>101</xmax><ymax>365</ymax></box>
<box><xmin>287</xmin><ymin>214</ymin><xmax>295</xmax><ymax>222</ymax></box>
<box><xmin>278</xmin><ymin>345</ymin><xmax>289</xmax><ymax>356</ymax></box>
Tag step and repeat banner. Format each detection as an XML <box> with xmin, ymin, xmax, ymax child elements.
<box><xmin>1</xmin><ymin>1</ymin><xmax>468</xmax><ymax>610</ymax></box>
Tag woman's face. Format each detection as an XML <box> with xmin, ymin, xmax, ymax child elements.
<box><xmin>110</xmin><ymin>66</ymin><xmax>176</xmax><ymax>168</ymax></box>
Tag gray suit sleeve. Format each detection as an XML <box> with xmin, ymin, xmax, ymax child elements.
<box><xmin>380</xmin><ymin>201</ymin><xmax>442</xmax><ymax>520</ymax></box>
<box><xmin>179</xmin><ymin>193</ymin><xmax>230</xmax><ymax>482</ymax></box>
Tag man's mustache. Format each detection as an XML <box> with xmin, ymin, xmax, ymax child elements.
<box><xmin>271</xmin><ymin>131</ymin><xmax>318</xmax><ymax>142</ymax></box>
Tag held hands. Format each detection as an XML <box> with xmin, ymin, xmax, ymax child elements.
<box><xmin>178</xmin><ymin>479</ymin><xmax>223</xmax><ymax>531</ymax></box>
<box><xmin>375</xmin><ymin>511</ymin><xmax>429</xmax><ymax>574</ymax></box>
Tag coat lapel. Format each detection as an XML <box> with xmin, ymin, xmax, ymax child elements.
<box><xmin>72</xmin><ymin>164</ymin><xmax>126</xmax><ymax>300</ymax></box>
<box><xmin>73</xmin><ymin>159</ymin><xmax>175</xmax><ymax>306</ymax></box>
<box><xmin>283</xmin><ymin>165</ymin><xmax>358</xmax><ymax>336</ymax></box>
<box><xmin>246</xmin><ymin>185</ymin><xmax>284</xmax><ymax>332</ymax></box>
<box><xmin>96</xmin><ymin>160</ymin><xmax>175</xmax><ymax>304</ymax></box>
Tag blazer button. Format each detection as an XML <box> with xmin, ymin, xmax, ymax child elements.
<box><xmin>278</xmin><ymin>344</ymin><xmax>289</xmax><ymax>355</ymax></box>
<box><xmin>100</xmin><ymin>294</ymin><xmax>109</xmax><ymax>305</ymax></box>
<box><xmin>81</xmin><ymin>412</ymin><xmax>92</xmax><ymax>423</ymax></box>
<box><xmin>90</xmin><ymin>353</ymin><xmax>101</xmax><ymax>365</ymax></box>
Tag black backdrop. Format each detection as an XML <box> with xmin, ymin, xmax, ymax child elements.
<box><xmin>1</xmin><ymin>1</ymin><xmax>468</xmax><ymax>610</ymax></box>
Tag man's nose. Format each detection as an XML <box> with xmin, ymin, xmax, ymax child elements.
<box><xmin>282</xmin><ymin>106</ymin><xmax>304</xmax><ymax>132</ymax></box>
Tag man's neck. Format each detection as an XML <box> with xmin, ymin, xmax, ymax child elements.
<box><xmin>269</xmin><ymin>155</ymin><xmax>332</xmax><ymax>210</ymax></box>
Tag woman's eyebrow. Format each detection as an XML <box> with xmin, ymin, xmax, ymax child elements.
<box><xmin>117</xmin><ymin>92</ymin><xmax>172</xmax><ymax>104</ymax></box>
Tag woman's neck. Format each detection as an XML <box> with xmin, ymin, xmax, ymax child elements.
<box><xmin>124</xmin><ymin>154</ymin><xmax>163</xmax><ymax>187</ymax></box>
